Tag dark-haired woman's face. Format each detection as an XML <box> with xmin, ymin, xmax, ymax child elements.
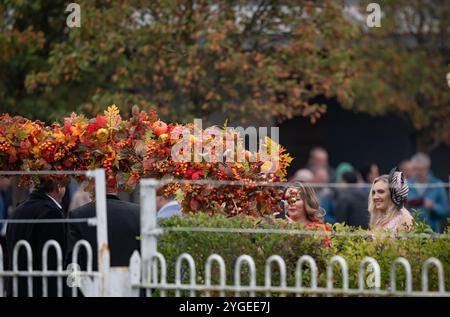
<box><xmin>285</xmin><ymin>187</ymin><xmax>306</xmax><ymax>221</ymax></box>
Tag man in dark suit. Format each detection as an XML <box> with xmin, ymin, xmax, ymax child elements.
<box><xmin>66</xmin><ymin>194</ymin><xmax>140</xmax><ymax>271</ymax></box>
<box><xmin>334</xmin><ymin>171</ymin><xmax>370</xmax><ymax>229</ymax></box>
<box><xmin>5</xmin><ymin>178</ymin><xmax>68</xmax><ymax>297</ymax></box>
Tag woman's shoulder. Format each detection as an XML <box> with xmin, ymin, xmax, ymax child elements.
<box><xmin>385</xmin><ymin>208</ymin><xmax>413</xmax><ymax>232</ymax></box>
<box><xmin>400</xmin><ymin>207</ymin><xmax>413</xmax><ymax>227</ymax></box>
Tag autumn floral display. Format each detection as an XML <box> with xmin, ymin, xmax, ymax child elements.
<box><xmin>0</xmin><ymin>105</ymin><xmax>293</xmax><ymax>217</ymax></box>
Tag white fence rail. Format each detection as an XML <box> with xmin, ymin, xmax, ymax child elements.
<box><xmin>0</xmin><ymin>239</ymin><xmax>99</xmax><ymax>297</ymax></box>
<box><xmin>128</xmin><ymin>251</ymin><xmax>449</xmax><ymax>297</ymax></box>
<box><xmin>134</xmin><ymin>178</ymin><xmax>450</xmax><ymax>297</ymax></box>
<box><xmin>1</xmin><ymin>176</ymin><xmax>449</xmax><ymax>296</ymax></box>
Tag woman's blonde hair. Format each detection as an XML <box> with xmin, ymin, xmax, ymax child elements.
<box><xmin>287</xmin><ymin>182</ymin><xmax>324</xmax><ymax>223</ymax></box>
<box><xmin>368</xmin><ymin>175</ymin><xmax>401</xmax><ymax>228</ymax></box>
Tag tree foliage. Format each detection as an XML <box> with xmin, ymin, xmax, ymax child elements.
<box><xmin>1</xmin><ymin>0</ymin><xmax>449</xmax><ymax>147</ymax></box>
<box><xmin>1</xmin><ymin>0</ymin><xmax>358</xmax><ymax>124</ymax></box>
<box><xmin>346</xmin><ymin>0</ymin><xmax>450</xmax><ymax>149</ymax></box>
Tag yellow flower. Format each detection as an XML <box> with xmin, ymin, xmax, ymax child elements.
<box><xmin>261</xmin><ymin>160</ymin><xmax>274</xmax><ymax>173</ymax></box>
<box><xmin>159</xmin><ymin>133</ymin><xmax>169</xmax><ymax>142</ymax></box>
<box><xmin>53</xmin><ymin>130</ymin><xmax>66</xmax><ymax>143</ymax></box>
<box><xmin>96</xmin><ymin>128</ymin><xmax>109</xmax><ymax>142</ymax></box>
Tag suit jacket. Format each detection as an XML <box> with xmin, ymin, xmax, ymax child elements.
<box><xmin>67</xmin><ymin>195</ymin><xmax>140</xmax><ymax>270</ymax></box>
<box><xmin>334</xmin><ymin>188</ymin><xmax>370</xmax><ymax>229</ymax></box>
<box><xmin>5</xmin><ymin>191</ymin><xmax>68</xmax><ymax>297</ymax></box>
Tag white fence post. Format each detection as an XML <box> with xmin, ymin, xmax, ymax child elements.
<box><xmin>129</xmin><ymin>251</ymin><xmax>142</xmax><ymax>297</ymax></box>
<box><xmin>390</xmin><ymin>257</ymin><xmax>412</xmax><ymax>294</ymax></box>
<box><xmin>150</xmin><ymin>252</ymin><xmax>168</xmax><ymax>297</ymax></box>
<box><xmin>175</xmin><ymin>253</ymin><xmax>196</xmax><ymax>297</ymax></box>
<box><xmin>139</xmin><ymin>178</ymin><xmax>160</xmax><ymax>297</ymax></box>
<box><xmin>234</xmin><ymin>255</ymin><xmax>256</xmax><ymax>297</ymax></box>
<box><xmin>295</xmin><ymin>255</ymin><xmax>318</xmax><ymax>296</ymax></box>
<box><xmin>421</xmin><ymin>257</ymin><xmax>445</xmax><ymax>293</ymax></box>
<box><xmin>85</xmin><ymin>169</ymin><xmax>110</xmax><ymax>296</ymax></box>
<box><xmin>358</xmin><ymin>257</ymin><xmax>381</xmax><ymax>291</ymax></box>
<box><xmin>42</xmin><ymin>240</ymin><xmax>63</xmax><ymax>297</ymax></box>
<box><xmin>205</xmin><ymin>254</ymin><xmax>226</xmax><ymax>297</ymax></box>
<box><xmin>327</xmin><ymin>255</ymin><xmax>349</xmax><ymax>294</ymax></box>
<box><xmin>264</xmin><ymin>255</ymin><xmax>287</xmax><ymax>297</ymax></box>
<box><xmin>12</xmin><ymin>240</ymin><xmax>33</xmax><ymax>297</ymax></box>
<box><xmin>71</xmin><ymin>239</ymin><xmax>94</xmax><ymax>296</ymax></box>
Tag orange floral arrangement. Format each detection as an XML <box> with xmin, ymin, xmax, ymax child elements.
<box><xmin>0</xmin><ymin>105</ymin><xmax>293</xmax><ymax>217</ymax></box>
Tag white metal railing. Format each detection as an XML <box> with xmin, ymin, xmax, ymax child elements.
<box><xmin>128</xmin><ymin>251</ymin><xmax>449</xmax><ymax>297</ymax></box>
<box><xmin>0</xmin><ymin>169</ymin><xmax>109</xmax><ymax>297</ymax></box>
<box><xmin>0</xmin><ymin>238</ymin><xmax>100</xmax><ymax>297</ymax></box>
<box><xmin>134</xmin><ymin>178</ymin><xmax>450</xmax><ymax>297</ymax></box>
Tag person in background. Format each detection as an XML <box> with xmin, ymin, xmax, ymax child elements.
<box><xmin>157</xmin><ymin>194</ymin><xmax>182</xmax><ymax>219</ymax></box>
<box><xmin>306</xmin><ymin>147</ymin><xmax>336</xmax><ymax>182</ymax></box>
<box><xmin>399</xmin><ymin>159</ymin><xmax>414</xmax><ymax>180</ymax></box>
<box><xmin>368</xmin><ymin>168</ymin><xmax>413</xmax><ymax>233</ymax></box>
<box><xmin>407</xmin><ymin>153</ymin><xmax>449</xmax><ymax>232</ymax></box>
<box><xmin>5</xmin><ymin>178</ymin><xmax>68</xmax><ymax>297</ymax></box>
<box><xmin>290</xmin><ymin>168</ymin><xmax>314</xmax><ymax>183</ymax></box>
<box><xmin>334</xmin><ymin>171</ymin><xmax>369</xmax><ymax>229</ymax></box>
<box><xmin>335</xmin><ymin>162</ymin><xmax>354</xmax><ymax>183</ymax></box>
<box><xmin>359</xmin><ymin>162</ymin><xmax>380</xmax><ymax>195</ymax></box>
<box><xmin>67</xmin><ymin>191</ymin><xmax>140</xmax><ymax>271</ymax></box>
<box><xmin>360</xmin><ymin>163</ymin><xmax>380</xmax><ymax>185</ymax></box>
<box><xmin>68</xmin><ymin>184</ymin><xmax>92</xmax><ymax>212</ymax></box>
<box><xmin>312</xmin><ymin>167</ymin><xmax>336</xmax><ymax>224</ymax></box>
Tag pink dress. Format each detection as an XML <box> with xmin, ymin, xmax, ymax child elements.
<box><xmin>384</xmin><ymin>208</ymin><xmax>413</xmax><ymax>232</ymax></box>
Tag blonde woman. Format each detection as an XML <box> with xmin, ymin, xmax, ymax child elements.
<box><xmin>369</xmin><ymin>167</ymin><xmax>413</xmax><ymax>232</ymax></box>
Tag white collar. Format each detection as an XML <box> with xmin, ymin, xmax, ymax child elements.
<box><xmin>46</xmin><ymin>194</ymin><xmax>63</xmax><ymax>210</ymax></box>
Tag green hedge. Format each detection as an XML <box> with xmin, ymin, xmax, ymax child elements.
<box><xmin>156</xmin><ymin>213</ymin><xmax>450</xmax><ymax>296</ymax></box>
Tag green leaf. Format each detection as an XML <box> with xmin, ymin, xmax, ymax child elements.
<box><xmin>144</xmin><ymin>130</ymin><xmax>154</xmax><ymax>141</ymax></box>
<box><xmin>174</xmin><ymin>187</ymin><xmax>185</xmax><ymax>204</ymax></box>
<box><xmin>14</xmin><ymin>129</ymin><xmax>29</xmax><ymax>139</ymax></box>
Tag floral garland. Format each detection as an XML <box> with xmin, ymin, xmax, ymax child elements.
<box><xmin>0</xmin><ymin>105</ymin><xmax>293</xmax><ymax>217</ymax></box>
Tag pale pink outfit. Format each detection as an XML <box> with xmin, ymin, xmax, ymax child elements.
<box><xmin>383</xmin><ymin>208</ymin><xmax>413</xmax><ymax>232</ymax></box>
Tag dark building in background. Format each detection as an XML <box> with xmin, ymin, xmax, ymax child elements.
<box><xmin>279</xmin><ymin>99</ymin><xmax>450</xmax><ymax>182</ymax></box>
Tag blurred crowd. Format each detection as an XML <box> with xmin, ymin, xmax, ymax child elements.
<box><xmin>289</xmin><ymin>147</ymin><xmax>449</xmax><ymax>232</ymax></box>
